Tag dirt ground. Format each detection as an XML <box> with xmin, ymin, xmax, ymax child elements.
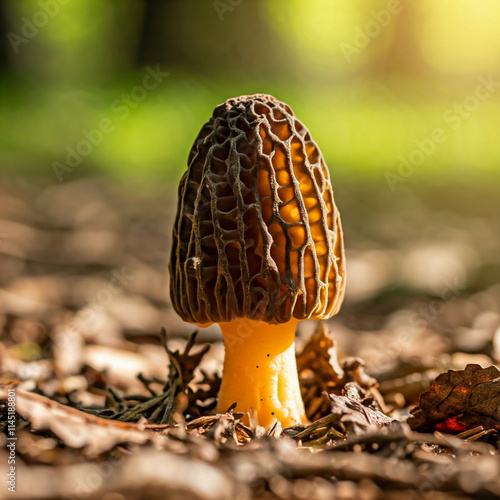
<box><xmin>1</xmin><ymin>175</ymin><xmax>500</xmax><ymax>500</ymax></box>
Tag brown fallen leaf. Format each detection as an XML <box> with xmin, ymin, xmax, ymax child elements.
<box><xmin>187</xmin><ymin>407</ymin><xmax>253</xmax><ymax>445</ymax></box>
<box><xmin>297</xmin><ymin>322</ymin><xmax>379</xmax><ymax>421</ymax></box>
<box><xmin>285</xmin><ymin>394</ymin><xmax>393</xmax><ymax>445</ymax></box>
<box><xmin>328</xmin><ymin>394</ymin><xmax>393</xmax><ymax>435</ymax></box>
<box><xmin>0</xmin><ymin>387</ymin><xmax>169</xmax><ymax>456</ymax></box>
<box><xmin>297</xmin><ymin>323</ymin><xmax>346</xmax><ymax>421</ymax></box>
<box><xmin>297</xmin><ymin>323</ymin><xmax>344</xmax><ymax>382</ymax></box>
<box><xmin>407</xmin><ymin>364</ymin><xmax>500</xmax><ymax>434</ymax></box>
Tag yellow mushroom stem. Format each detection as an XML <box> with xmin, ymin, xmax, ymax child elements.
<box><xmin>216</xmin><ymin>318</ymin><xmax>306</xmax><ymax>428</ymax></box>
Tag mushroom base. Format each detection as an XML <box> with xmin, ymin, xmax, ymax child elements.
<box><xmin>217</xmin><ymin>319</ymin><xmax>306</xmax><ymax>428</ymax></box>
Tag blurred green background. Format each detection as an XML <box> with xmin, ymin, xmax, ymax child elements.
<box><xmin>2</xmin><ymin>0</ymin><xmax>500</xmax><ymax>187</ymax></box>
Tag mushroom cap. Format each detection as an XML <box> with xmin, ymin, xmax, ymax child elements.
<box><xmin>169</xmin><ymin>94</ymin><xmax>345</xmax><ymax>325</ymax></box>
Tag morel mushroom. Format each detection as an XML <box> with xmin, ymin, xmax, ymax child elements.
<box><xmin>169</xmin><ymin>94</ymin><xmax>345</xmax><ymax>427</ymax></box>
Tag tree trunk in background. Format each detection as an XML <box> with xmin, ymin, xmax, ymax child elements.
<box><xmin>136</xmin><ymin>0</ymin><xmax>283</xmax><ymax>80</ymax></box>
<box><xmin>135</xmin><ymin>0</ymin><xmax>172</xmax><ymax>67</ymax></box>
<box><xmin>369</xmin><ymin>3</ymin><xmax>425</xmax><ymax>78</ymax></box>
<box><xmin>0</xmin><ymin>1</ymin><xmax>12</xmax><ymax>71</ymax></box>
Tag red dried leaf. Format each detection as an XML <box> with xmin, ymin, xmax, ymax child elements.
<box><xmin>408</xmin><ymin>364</ymin><xmax>500</xmax><ymax>433</ymax></box>
<box><xmin>434</xmin><ymin>417</ymin><xmax>468</xmax><ymax>433</ymax></box>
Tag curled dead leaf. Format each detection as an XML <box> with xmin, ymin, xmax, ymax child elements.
<box><xmin>297</xmin><ymin>323</ymin><xmax>379</xmax><ymax>421</ymax></box>
<box><xmin>329</xmin><ymin>394</ymin><xmax>394</xmax><ymax>435</ymax></box>
<box><xmin>0</xmin><ymin>387</ymin><xmax>168</xmax><ymax>456</ymax></box>
<box><xmin>408</xmin><ymin>364</ymin><xmax>500</xmax><ymax>434</ymax></box>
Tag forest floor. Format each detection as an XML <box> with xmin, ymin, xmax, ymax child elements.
<box><xmin>1</xmin><ymin>176</ymin><xmax>500</xmax><ymax>500</ymax></box>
